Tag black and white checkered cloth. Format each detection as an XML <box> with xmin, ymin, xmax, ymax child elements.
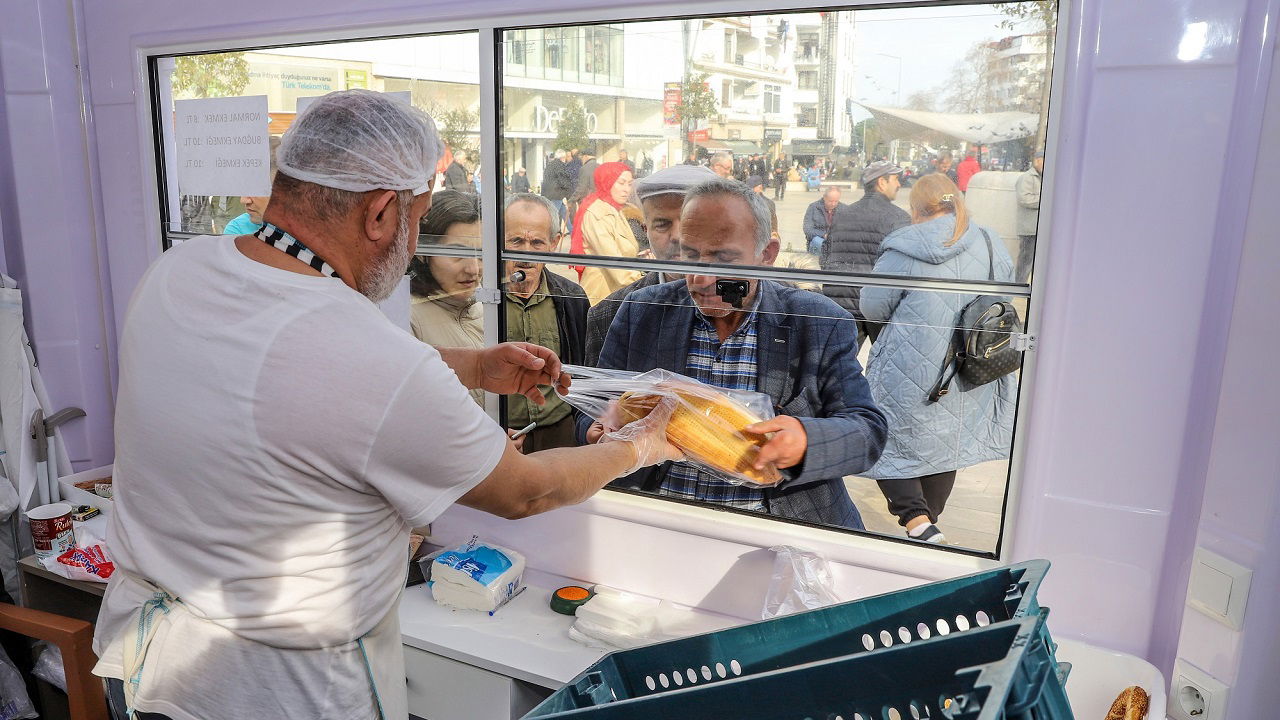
<box><xmin>254</xmin><ymin>223</ymin><xmax>341</xmax><ymax>279</ymax></box>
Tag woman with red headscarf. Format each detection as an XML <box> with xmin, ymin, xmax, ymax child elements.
<box><xmin>569</xmin><ymin>161</ymin><xmax>643</xmax><ymax>303</ymax></box>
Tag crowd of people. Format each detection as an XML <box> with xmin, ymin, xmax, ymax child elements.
<box><xmin>103</xmin><ymin>90</ymin><xmax>1034</xmax><ymax>720</ymax></box>
<box><xmin>408</xmin><ymin>140</ymin><xmax>1024</xmax><ymax>545</ymax></box>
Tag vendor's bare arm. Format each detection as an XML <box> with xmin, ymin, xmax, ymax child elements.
<box><xmin>434</xmin><ymin>346</ymin><xmax>486</xmax><ymax>388</ymax></box>
<box><xmin>459</xmin><ymin>441</ymin><xmax>637</xmax><ymax>519</ymax></box>
<box><xmin>434</xmin><ymin>343</ymin><xmax>569</xmax><ymax>403</ymax></box>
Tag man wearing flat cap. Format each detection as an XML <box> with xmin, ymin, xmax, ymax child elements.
<box><xmin>580</xmin><ymin>177</ymin><xmax>887</xmax><ymax>529</ymax></box>
<box><xmin>820</xmin><ymin>160</ymin><xmax>911</xmax><ymax>346</ymax></box>
<box><xmin>584</xmin><ymin>164</ymin><xmax>717</xmax><ymax>365</ymax></box>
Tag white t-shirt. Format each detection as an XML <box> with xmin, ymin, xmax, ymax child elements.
<box><xmin>93</xmin><ymin>235</ymin><xmax>507</xmax><ymax>719</ymax></box>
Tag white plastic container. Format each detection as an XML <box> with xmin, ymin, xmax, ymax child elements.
<box><xmin>1056</xmin><ymin>637</ymin><xmax>1168</xmax><ymax>719</ymax></box>
<box><xmin>58</xmin><ymin>464</ymin><xmax>113</xmax><ymax>517</ymax></box>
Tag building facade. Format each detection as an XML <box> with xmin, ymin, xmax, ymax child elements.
<box><xmin>687</xmin><ymin>16</ymin><xmax>794</xmax><ymax>158</ymax></box>
<box><xmin>242</xmin><ymin>28</ymin><xmax>685</xmax><ymax>192</ymax></box>
<box><xmin>787</xmin><ymin>11</ymin><xmax>856</xmax><ymax>161</ymax></box>
<box><xmin>986</xmin><ymin>33</ymin><xmax>1049</xmax><ymax>114</ymax></box>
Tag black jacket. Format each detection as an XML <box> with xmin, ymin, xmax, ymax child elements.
<box><xmin>583</xmin><ymin>272</ymin><xmax>663</xmax><ymax>366</ymax></box>
<box><xmin>820</xmin><ymin>191</ymin><xmax>910</xmax><ymax>318</ymax></box>
<box><xmin>572</xmin><ymin>159</ymin><xmax>598</xmax><ymax>203</ymax></box>
<box><xmin>541</xmin><ymin>159</ymin><xmax>571</xmax><ymax>201</ymax></box>
<box><xmin>444</xmin><ymin>161</ymin><xmax>470</xmax><ymax>192</ymax></box>
<box><xmin>543</xmin><ymin>272</ymin><xmax>590</xmax><ymax>366</ymax></box>
<box><xmin>511</xmin><ymin>173</ymin><xmax>531</xmax><ymax>194</ymax></box>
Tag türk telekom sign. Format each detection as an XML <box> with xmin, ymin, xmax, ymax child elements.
<box><xmin>534</xmin><ymin>104</ymin><xmax>599</xmax><ymax>134</ymax></box>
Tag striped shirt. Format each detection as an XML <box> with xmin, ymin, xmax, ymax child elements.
<box><xmin>659</xmin><ymin>300</ymin><xmax>766</xmax><ymax>510</ymax></box>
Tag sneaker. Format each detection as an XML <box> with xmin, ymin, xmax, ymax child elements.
<box><xmin>908</xmin><ymin>523</ymin><xmax>947</xmax><ymax>545</ymax></box>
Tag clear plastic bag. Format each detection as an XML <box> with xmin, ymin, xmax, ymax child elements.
<box><xmin>568</xmin><ymin>586</ymin><xmax>713</xmax><ymax>650</ymax></box>
<box><xmin>559</xmin><ymin>365</ymin><xmax>781</xmax><ymax>487</ymax></box>
<box><xmin>0</xmin><ymin>644</ymin><xmax>37</xmax><ymax>719</ymax></box>
<box><xmin>32</xmin><ymin>643</ymin><xmax>66</xmax><ymax>693</ymax></box>
<box><xmin>761</xmin><ymin>545</ymin><xmax>840</xmax><ymax>619</ymax></box>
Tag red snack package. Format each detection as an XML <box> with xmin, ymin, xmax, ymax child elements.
<box><xmin>49</xmin><ymin>545</ymin><xmax>116</xmax><ymax>583</ymax></box>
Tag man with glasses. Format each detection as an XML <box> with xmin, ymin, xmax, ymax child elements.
<box><xmin>504</xmin><ymin>193</ymin><xmax>590</xmax><ymax>451</ymax></box>
<box><xmin>709</xmin><ymin>151</ymin><xmax>734</xmax><ymax>179</ymax></box>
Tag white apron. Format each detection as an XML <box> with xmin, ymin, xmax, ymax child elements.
<box><xmin>96</xmin><ymin>572</ymin><xmax>407</xmax><ymax>720</ymax></box>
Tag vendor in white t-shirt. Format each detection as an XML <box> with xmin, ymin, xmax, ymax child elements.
<box><xmin>91</xmin><ymin>90</ymin><xmax>682</xmax><ymax>720</ymax></box>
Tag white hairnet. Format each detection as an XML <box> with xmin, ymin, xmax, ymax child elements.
<box><xmin>276</xmin><ymin>89</ymin><xmax>444</xmax><ymax>196</ymax></box>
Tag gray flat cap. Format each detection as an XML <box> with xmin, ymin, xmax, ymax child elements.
<box><xmin>634</xmin><ymin>164</ymin><xmax>719</xmax><ymax>202</ymax></box>
<box><xmin>860</xmin><ymin>160</ymin><xmax>903</xmax><ymax>185</ymax></box>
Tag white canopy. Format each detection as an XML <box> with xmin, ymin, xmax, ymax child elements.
<box><xmin>855</xmin><ymin>102</ymin><xmax>1039</xmax><ymax>145</ymax></box>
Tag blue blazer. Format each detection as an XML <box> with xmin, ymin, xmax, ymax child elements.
<box><xmin>580</xmin><ymin>279</ymin><xmax>887</xmax><ymax>529</ymax></box>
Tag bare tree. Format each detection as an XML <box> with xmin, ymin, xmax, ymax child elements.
<box><xmin>904</xmin><ymin>90</ymin><xmax>939</xmax><ymax>112</ymax></box>
<box><xmin>943</xmin><ymin>41</ymin><xmax>1000</xmax><ymax>114</ymax></box>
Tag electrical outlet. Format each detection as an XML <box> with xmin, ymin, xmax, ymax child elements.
<box><xmin>1169</xmin><ymin>660</ymin><xmax>1230</xmax><ymax>720</ymax></box>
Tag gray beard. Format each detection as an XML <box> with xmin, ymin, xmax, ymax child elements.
<box><xmin>358</xmin><ymin>204</ymin><xmax>414</xmax><ymax>302</ymax></box>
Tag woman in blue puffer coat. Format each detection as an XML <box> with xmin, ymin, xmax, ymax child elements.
<box><xmin>859</xmin><ymin>173</ymin><xmax>1018</xmax><ymax>545</ymax></box>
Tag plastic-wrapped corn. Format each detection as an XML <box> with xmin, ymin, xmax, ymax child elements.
<box><xmin>617</xmin><ymin>387</ymin><xmax>781</xmax><ymax>486</ymax></box>
<box><xmin>559</xmin><ymin>365</ymin><xmax>784</xmax><ymax>487</ymax></box>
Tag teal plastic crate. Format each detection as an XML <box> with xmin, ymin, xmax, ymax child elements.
<box><xmin>527</xmin><ymin>560</ymin><xmax>1055</xmax><ymax>715</ymax></box>
<box><xmin>526</xmin><ymin>613</ymin><xmax>1072</xmax><ymax>719</ymax></box>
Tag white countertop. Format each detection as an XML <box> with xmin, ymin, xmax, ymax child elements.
<box><xmin>398</xmin><ymin>568</ymin><xmax>740</xmax><ymax>689</ymax></box>
<box><xmin>398</xmin><ymin>568</ymin><xmax>606</xmax><ymax>689</ymax></box>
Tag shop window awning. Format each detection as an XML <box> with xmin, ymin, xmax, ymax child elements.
<box><xmin>853</xmin><ymin>102</ymin><xmax>1039</xmax><ymax>145</ymax></box>
<box><xmin>694</xmin><ymin>138</ymin><xmax>731</xmax><ymax>151</ymax></box>
<box><xmin>722</xmin><ymin>140</ymin><xmax>762</xmax><ymax>155</ymax></box>
<box><xmin>786</xmin><ymin>138</ymin><xmax>835</xmax><ymax>155</ymax></box>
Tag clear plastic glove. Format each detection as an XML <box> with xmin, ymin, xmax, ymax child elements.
<box><xmin>600</xmin><ymin>394</ymin><xmax>685</xmax><ymax>474</ymax></box>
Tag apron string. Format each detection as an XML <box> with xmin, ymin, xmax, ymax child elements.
<box><xmin>357</xmin><ymin>636</ymin><xmax>387</xmax><ymax>720</ymax></box>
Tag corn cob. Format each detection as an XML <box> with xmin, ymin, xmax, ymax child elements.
<box><xmin>617</xmin><ymin>384</ymin><xmax>781</xmax><ymax>486</ymax></box>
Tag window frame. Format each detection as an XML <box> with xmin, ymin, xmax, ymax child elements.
<box><xmin>142</xmin><ymin>0</ymin><xmax>1069</xmax><ymax>564</ymax></box>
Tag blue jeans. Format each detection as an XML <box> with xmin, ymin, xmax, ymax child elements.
<box><xmin>106</xmin><ymin>677</ymin><xmax>174</xmax><ymax>720</ymax></box>
<box><xmin>554</xmin><ymin>199</ymin><xmax>571</xmax><ymax>235</ymax></box>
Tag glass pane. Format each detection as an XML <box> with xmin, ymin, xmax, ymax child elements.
<box><xmin>572</xmin><ymin>275</ymin><xmax>1023</xmax><ymax>554</ymax></box>
<box><xmin>410</xmin><ymin>191</ymin><xmax>489</xmax><ymax>408</ymax></box>
<box><xmin>499</xmin><ymin>3</ymin><xmax>1054</xmax><ymax>303</ymax></box>
<box><xmin>498</xmin><ymin>4</ymin><xmax>1052</xmax><ymax>552</ymax></box>
<box><xmin>155</xmin><ymin>32</ymin><xmax>488</xmax><ymax>369</ymax></box>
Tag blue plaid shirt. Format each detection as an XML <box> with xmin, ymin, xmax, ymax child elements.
<box><xmin>659</xmin><ymin>301</ymin><xmax>766</xmax><ymax>510</ymax></box>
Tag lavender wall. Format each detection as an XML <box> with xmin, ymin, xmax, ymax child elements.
<box><xmin>0</xmin><ymin>0</ymin><xmax>117</xmax><ymax>468</ymax></box>
<box><xmin>1165</xmin><ymin>30</ymin><xmax>1280</xmax><ymax>717</ymax></box>
<box><xmin>1010</xmin><ymin>0</ymin><xmax>1274</xmax><ymax>619</ymax></box>
<box><xmin>2</xmin><ymin>0</ymin><xmax>1278</xmax><ymax>713</ymax></box>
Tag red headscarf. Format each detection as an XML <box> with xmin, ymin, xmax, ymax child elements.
<box><xmin>569</xmin><ymin>161</ymin><xmax>631</xmax><ymax>278</ymax></box>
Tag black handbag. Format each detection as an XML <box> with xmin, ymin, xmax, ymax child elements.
<box><xmin>928</xmin><ymin>229</ymin><xmax>1023</xmax><ymax>403</ymax></box>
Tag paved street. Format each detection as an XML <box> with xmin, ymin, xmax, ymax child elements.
<box><xmin>771</xmin><ymin>180</ymin><xmax>913</xmax><ymax>255</ymax></box>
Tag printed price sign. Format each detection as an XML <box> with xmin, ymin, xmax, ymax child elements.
<box><xmin>174</xmin><ymin>96</ymin><xmax>271</xmax><ymax>196</ymax></box>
